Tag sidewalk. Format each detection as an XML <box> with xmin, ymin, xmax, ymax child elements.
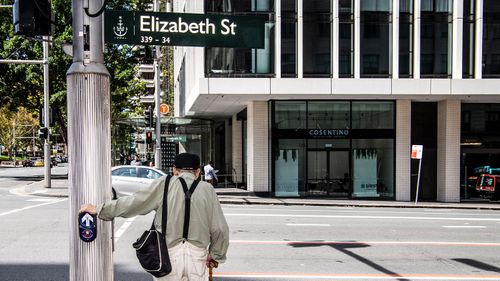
<box><xmin>11</xmin><ymin>179</ymin><xmax>500</xmax><ymax>210</ymax></box>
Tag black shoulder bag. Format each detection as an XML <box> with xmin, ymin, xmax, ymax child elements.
<box><xmin>132</xmin><ymin>176</ymin><xmax>200</xmax><ymax>278</ymax></box>
<box><xmin>132</xmin><ymin>175</ymin><xmax>173</xmax><ymax>278</ymax></box>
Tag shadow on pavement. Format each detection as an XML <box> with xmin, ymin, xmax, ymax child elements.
<box><xmin>289</xmin><ymin>240</ymin><xmax>411</xmax><ymax>281</ymax></box>
<box><xmin>0</xmin><ymin>263</ymin><xmax>152</xmax><ymax>281</ymax></box>
<box><xmin>452</xmin><ymin>258</ymin><xmax>500</xmax><ymax>273</ymax></box>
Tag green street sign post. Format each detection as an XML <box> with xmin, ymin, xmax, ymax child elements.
<box><xmin>104</xmin><ymin>10</ymin><xmax>265</xmax><ymax>48</ymax></box>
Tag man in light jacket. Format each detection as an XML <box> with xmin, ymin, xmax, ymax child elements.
<box><xmin>80</xmin><ymin>153</ymin><xmax>229</xmax><ymax>281</ymax></box>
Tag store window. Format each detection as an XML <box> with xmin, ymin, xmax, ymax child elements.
<box><xmin>483</xmin><ymin>0</ymin><xmax>500</xmax><ymax>78</ymax></box>
<box><xmin>308</xmin><ymin>101</ymin><xmax>350</xmax><ymax>129</ymax></box>
<box><xmin>352</xmin><ymin>139</ymin><xmax>394</xmax><ymax>198</ymax></box>
<box><xmin>205</xmin><ymin>1</ymin><xmax>275</xmax><ymax>77</ymax></box>
<box><xmin>352</xmin><ymin>102</ymin><xmax>394</xmax><ymax>129</ymax></box>
<box><xmin>303</xmin><ymin>0</ymin><xmax>331</xmax><ymax>76</ymax></box>
<box><xmin>271</xmin><ymin>100</ymin><xmax>395</xmax><ymax>199</ymax></box>
<box><xmin>360</xmin><ymin>0</ymin><xmax>392</xmax><ymax>77</ymax></box>
<box><xmin>420</xmin><ymin>0</ymin><xmax>452</xmax><ymax>78</ymax></box>
<box><xmin>274</xmin><ymin>101</ymin><xmax>306</xmax><ymax>129</ymax></box>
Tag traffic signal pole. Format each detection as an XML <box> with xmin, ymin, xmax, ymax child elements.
<box><xmin>67</xmin><ymin>0</ymin><xmax>113</xmax><ymax>280</ymax></box>
<box><xmin>43</xmin><ymin>36</ymin><xmax>51</xmax><ymax>188</ymax></box>
<box><xmin>154</xmin><ymin>0</ymin><xmax>162</xmax><ymax>170</ymax></box>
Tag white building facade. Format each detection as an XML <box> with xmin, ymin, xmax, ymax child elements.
<box><xmin>174</xmin><ymin>0</ymin><xmax>500</xmax><ymax>202</ymax></box>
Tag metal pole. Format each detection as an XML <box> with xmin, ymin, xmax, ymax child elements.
<box><xmin>43</xmin><ymin>36</ymin><xmax>51</xmax><ymax>188</ymax></box>
<box><xmin>68</xmin><ymin>0</ymin><xmax>113</xmax><ymax>279</ymax></box>
<box><xmin>12</xmin><ymin>126</ymin><xmax>16</xmax><ymax>167</ymax></box>
<box><xmin>154</xmin><ymin>0</ymin><xmax>162</xmax><ymax>169</ymax></box>
<box><xmin>415</xmin><ymin>158</ymin><xmax>422</xmax><ymax>205</ymax></box>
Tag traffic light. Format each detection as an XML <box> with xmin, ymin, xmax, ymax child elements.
<box><xmin>146</xmin><ymin>131</ymin><xmax>153</xmax><ymax>144</ymax></box>
<box><xmin>12</xmin><ymin>0</ymin><xmax>51</xmax><ymax>36</ymax></box>
<box><xmin>38</xmin><ymin>127</ymin><xmax>49</xmax><ymax>139</ymax></box>
<box><xmin>144</xmin><ymin>105</ymin><xmax>153</xmax><ymax>128</ymax></box>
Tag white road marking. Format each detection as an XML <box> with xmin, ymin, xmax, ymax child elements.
<box><xmin>225</xmin><ymin>213</ymin><xmax>500</xmax><ymax>222</ymax></box>
<box><xmin>26</xmin><ymin>198</ymin><xmax>59</xmax><ymax>202</ymax></box>
<box><xmin>443</xmin><ymin>225</ymin><xmax>486</xmax><ymax>228</ymax></box>
<box><xmin>230</xmin><ymin>240</ymin><xmax>500</xmax><ymax>247</ymax></box>
<box><xmin>114</xmin><ymin>217</ymin><xmax>136</xmax><ymax>243</ymax></box>
<box><xmin>286</xmin><ymin>223</ymin><xmax>330</xmax><ymax>227</ymax></box>
<box><xmin>0</xmin><ymin>199</ymin><xmax>67</xmax><ymax>217</ymax></box>
<box><xmin>224</xmin><ymin>207</ymin><xmax>499</xmax><ymax>217</ymax></box>
<box><xmin>214</xmin><ymin>272</ymin><xmax>500</xmax><ymax>280</ymax></box>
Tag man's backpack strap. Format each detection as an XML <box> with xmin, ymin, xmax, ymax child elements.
<box><xmin>160</xmin><ymin>175</ymin><xmax>172</xmax><ymax>236</ymax></box>
<box><xmin>178</xmin><ymin>177</ymin><xmax>200</xmax><ymax>240</ymax></box>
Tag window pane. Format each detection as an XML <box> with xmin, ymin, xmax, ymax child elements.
<box><xmin>339</xmin><ymin>0</ymin><xmax>353</xmax><ymax>78</ymax></box>
<box><xmin>462</xmin><ymin>0</ymin><xmax>475</xmax><ymax>78</ymax></box>
<box><xmin>352</xmin><ymin>102</ymin><xmax>394</xmax><ymax>129</ymax></box>
<box><xmin>307</xmin><ymin>102</ymin><xmax>351</xmax><ymax>129</ymax></box>
<box><xmin>206</xmin><ymin>16</ymin><xmax>275</xmax><ymax>76</ymax></box>
<box><xmin>205</xmin><ymin>0</ymin><xmax>274</xmax><ymax>12</ymax></box>
<box><xmin>420</xmin><ymin>0</ymin><xmax>452</xmax><ymax>78</ymax></box>
<box><xmin>352</xmin><ymin>139</ymin><xmax>394</xmax><ymax>198</ymax></box>
<box><xmin>274</xmin><ymin>101</ymin><xmax>307</xmax><ymax>129</ymax></box>
<box><xmin>483</xmin><ymin>0</ymin><xmax>500</xmax><ymax>77</ymax></box>
<box><xmin>303</xmin><ymin>1</ymin><xmax>331</xmax><ymax>76</ymax></box>
<box><xmin>400</xmin><ymin>0</ymin><xmax>413</xmax><ymax>78</ymax></box>
<box><xmin>361</xmin><ymin>1</ymin><xmax>391</xmax><ymax>77</ymax></box>
<box><xmin>274</xmin><ymin>139</ymin><xmax>306</xmax><ymax>197</ymax></box>
<box><xmin>281</xmin><ymin>0</ymin><xmax>296</xmax><ymax>76</ymax></box>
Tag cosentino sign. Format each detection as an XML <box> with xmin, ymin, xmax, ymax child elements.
<box><xmin>104</xmin><ymin>10</ymin><xmax>265</xmax><ymax>48</ymax></box>
<box><xmin>308</xmin><ymin>129</ymin><xmax>350</xmax><ymax>138</ymax></box>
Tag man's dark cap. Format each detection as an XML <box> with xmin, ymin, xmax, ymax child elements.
<box><xmin>173</xmin><ymin>153</ymin><xmax>200</xmax><ymax>169</ymax></box>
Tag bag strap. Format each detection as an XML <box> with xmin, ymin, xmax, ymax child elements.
<box><xmin>157</xmin><ymin>175</ymin><xmax>172</xmax><ymax>235</ymax></box>
<box><xmin>178</xmin><ymin>177</ymin><xmax>200</xmax><ymax>239</ymax></box>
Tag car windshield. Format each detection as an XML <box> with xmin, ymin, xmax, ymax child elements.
<box><xmin>479</xmin><ymin>176</ymin><xmax>494</xmax><ymax>187</ymax></box>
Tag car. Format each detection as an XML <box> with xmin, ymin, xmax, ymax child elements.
<box><xmin>111</xmin><ymin>165</ymin><xmax>166</xmax><ymax>196</ymax></box>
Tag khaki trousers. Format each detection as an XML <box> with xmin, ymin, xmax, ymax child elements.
<box><xmin>154</xmin><ymin>242</ymin><xmax>208</xmax><ymax>281</ymax></box>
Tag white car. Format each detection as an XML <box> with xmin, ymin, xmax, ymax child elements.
<box><xmin>111</xmin><ymin>165</ymin><xmax>166</xmax><ymax>196</ymax></box>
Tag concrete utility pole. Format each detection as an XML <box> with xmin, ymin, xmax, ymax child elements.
<box><xmin>154</xmin><ymin>0</ymin><xmax>162</xmax><ymax>170</ymax></box>
<box><xmin>43</xmin><ymin>36</ymin><xmax>51</xmax><ymax>188</ymax></box>
<box><xmin>67</xmin><ymin>0</ymin><xmax>113</xmax><ymax>280</ymax></box>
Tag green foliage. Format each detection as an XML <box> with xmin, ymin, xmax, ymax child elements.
<box><xmin>0</xmin><ymin>0</ymin><xmax>159</xmax><ymax>144</ymax></box>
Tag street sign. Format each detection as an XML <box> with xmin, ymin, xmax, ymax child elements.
<box><xmin>159</xmin><ymin>104</ymin><xmax>169</xmax><ymax>114</ymax></box>
<box><xmin>104</xmin><ymin>10</ymin><xmax>265</xmax><ymax>48</ymax></box>
<box><xmin>411</xmin><ymin>145</ymin><xmax>423</xmax><ymax>159</ymax></box>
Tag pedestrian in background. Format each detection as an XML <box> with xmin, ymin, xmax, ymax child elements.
<box><xmin>203</xmin><ymin>160</ymin><xmax>218</xmax><ymax>187</ymax></box>
<box><xmin>80</xmin><ymin>153</ymin><xmax>229</xmax><ymax>281</ymax></box>
<box><xmin>130</xmin><ymin>155</ymin><xmax>142</xmax><ymax>166</ymax></box>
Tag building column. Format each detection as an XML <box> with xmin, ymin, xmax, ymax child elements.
<box><xmin>392</xmin><ymin>0</ymin><xmax>399</xmax><ymax>79</ymax></box>
<box><xmin>396</xmin><ymin>100</ymin><xmax>411</xmax><ymax>201</ymax></box>
<box><xmin>413</xmin><ymin>0</ymin><xmax>421</xmax><ymax>79</ymax></box>
<box><xmin>354</xmin><ymin>0</ymin><xmax>360</xmax><ymax>78</ymax></box>
<box><xmin>332</xmin><ymin>0</ymin><xmax>339</xmax><ymax>78</ymax></box>
<box><xmin>224</xmin><ymin>119</ymin><xmax>232</xmax><ymax>175</ymax></box>
<box><xmin>474</xmin><ymin>0</ymin><xmax>483</xmax><ymax>79</ymax></box>
<box><xmin>297</xmin><ymin>0</ymin><xmax>303</xmax><ymax>78</ymax></box>
<box><xmin>437</xmin><ymin>99</ymin><xmax>461</xmax><ymax>203</ymax></box>
<box><xmin>452</xmin><ymin>0</ymin><xmax>463</xmax><ymax>78</ymax></box>
<box><xmin>231</xmin><ymin>114</ymin><xmax>243</xmax><ymax>184</ymax></box>
<box><xmin>275</xmin><ymin>0</ymin><xmax>281</xmax><ymax>78</ymax></box>
<box><xmin>247</xmin><ymin>101</ymin><xmax>269</xmax><ymax>192</ymax></box>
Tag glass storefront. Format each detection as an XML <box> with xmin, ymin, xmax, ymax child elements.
<box><xmin>271</xmin><ymin>100</ymin><xmax>395</xmax><ymax>199</ymax></box>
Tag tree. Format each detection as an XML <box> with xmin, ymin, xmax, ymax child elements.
<box><xmin>0</xmin><ymin>107</ymin><xmax>39</xmax><ymax>159</ymax></box>
<box><xmin>0</xmin><ymin>0</ymin><xmax>154</xmax><ymax>144</ymax></box>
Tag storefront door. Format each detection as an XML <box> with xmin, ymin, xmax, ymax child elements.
<box><xmin>307</xmin><ymin>149</ymin><xmax>350</xmax><ymax>197</ymax></box>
